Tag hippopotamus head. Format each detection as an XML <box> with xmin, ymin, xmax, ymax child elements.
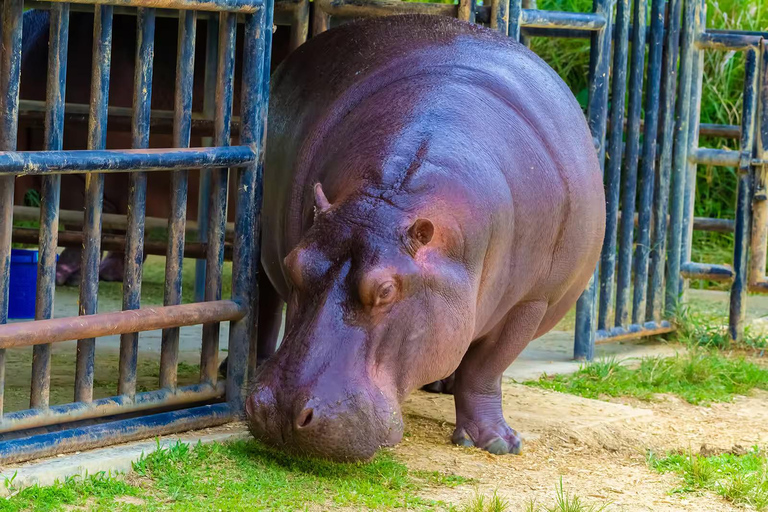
<box><xmin>247</xmin><ymin>183</ymin><xmax>474</xmax><ymax>461</ymax></box>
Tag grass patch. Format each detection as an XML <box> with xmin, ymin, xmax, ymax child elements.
<box><xmin>649</xmin><ymin>447</ymin><xmax>768</xmax><ymax>510</ymax></box>
<box><xmin>674</xmin><ymin>304</ymin><xmax>768</xmax><ymax>351</ymax></box>
<box><xmin>455</xmin><ymin>479</ymin><xmax>610</xmax><ymax>512</ymax></box>
<box><xmin>526</xmin><ymin>350</ymin><xmax>768</xmax><ymax>405</ymax></box>
<box><xmin>2</xmin><ymin>440</ymin><xmax>470</xmax><ymax>511</ymax></box>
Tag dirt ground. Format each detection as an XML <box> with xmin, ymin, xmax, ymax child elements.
<box><xmin>395</xmin><ymin>382</ymin><xmax>768</xmax><ymax>511</ymax></box>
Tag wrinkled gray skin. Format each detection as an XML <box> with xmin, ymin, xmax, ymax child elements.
<box><xmin>247</xmin><ymin>14</ymin><xmax>605</xmax><ymax>462</ymax></box>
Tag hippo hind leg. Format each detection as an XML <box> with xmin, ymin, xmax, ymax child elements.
<box><xmin>451</xmin><ymin>300</ymin><xmax>548</xmax><ymax>455</ymax></box>
<box><xmin>219</xmin><ymin>264</ymin><xmax>284</xmax><ymax>379</ymax></box>
<box><xmin>421</xmin><ymin>374</ymin><xmax>455</xmax><ymax>395</ymax></box>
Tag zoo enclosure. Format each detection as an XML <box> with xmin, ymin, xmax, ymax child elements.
<box><xmin>0</xmin><ymin>0</ymin><xmax>764</xmax><ymax>463</ymax></box>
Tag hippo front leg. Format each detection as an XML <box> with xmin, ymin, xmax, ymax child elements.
<box><xmin>451</xmin><ymin>300</ymin><xmax>548</xmax><ymax>455</ymax></box>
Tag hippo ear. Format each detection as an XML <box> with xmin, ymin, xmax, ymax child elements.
<box><xmin>408</xmin><ymin>219</ymin><xmax>434</xmax><ymax>248</ymax></box>
<box><xmin>314</xmin><ymin>183</ymin><xmax>332</xmax><ymax>215</ymax></box>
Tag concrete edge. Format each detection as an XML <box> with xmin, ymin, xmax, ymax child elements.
<box><xmin>0</xmin><ymin>429</ymin><xmax>251</xmax><ymax>497</ymax></box>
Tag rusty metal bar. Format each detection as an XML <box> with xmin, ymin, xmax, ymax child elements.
<box><xmin>508</xmin><ymin>0</ymin><xmax>521</xmax><ymax>40</ymax></box>
<box><xmin>30</xmin><ymin>3</ymin><xmax>69</xmax><ymax>410</ymax></box>
<box><xmin>75</xmin><ymin>5</ymin><xmax>113</xmax><ymax>404</ymax></box>
<box><xmin>680</xmin><ymin>262</ymin><xmax>734</xmax><ymax>282</ymax></box>
<box><xmin>0</xmin><ymin>301</ymin><xmax>244</xmax><ymax>349</ymax></box>
<box><xmin>0</xmin><ymin>0</ymin><xmax>24</xmax><ymax>420</ymax></box>
<box><xmin>119</xmin><ymin>8</ymin><xmax>156</xmax><ymax>399</ymax></box>
<box><xmin>596</xmin><ymin>320</ymin><xmax>674</xmax><ymax>343</ymax></box>
<box><xmin>697</xmin><ymin>31</ymin><xmax>762</xmax><ymax>51</ymax></box>
<box><xmin>750</xmin><ymin>41</ymin><xmax>768</xmax><ymax>294</ymax></box>
<box><xmin>42</xmin><ymin>0</ymin><xmax>262</xmax><ymax>13</ymax></box>
<box><xmin>315</xmin><ymin>0</ymin><xmax>457</xmax><ymax>19</ymax></box>
<box><xmin>1</xmin><ymin>382</ymin><xmax>224</xmax><ymax>435</ymax></box>
<box><xmin>0</xmin><ymin>403</ymin><xmax>233</xmax><ymax>465</ymax></box>
<box><xmin>12</xmin><ymin>228</ymin><xmax>233</xmax><ymax>260</ymax></box>
<box><xmin>201</xmin><ymin>12</ymin><xmax>236</xmax><ymax>385</ymax></box>
<box><xmin>690</xmin><ymin>147</ymin><xmax>740</xmax><ymax>166</ymax></box>
<box><xmin>290</xmin><ymin>0</ymin><xmax>308</xmax><ymax>50</ymax></box>
<box><xmin>161</xmin><ymin>9</ymin><xmax>197</xmax><ymax>391</ymax></box>
<box><xmin>490</xmin><ymin>0</ymin><xmax>508</xmax><ymax>34</ymax></box>
<box><xmin>459</xmin><ymin>0</ymin><xmax>476</xmax><ymax>24</ymax></box>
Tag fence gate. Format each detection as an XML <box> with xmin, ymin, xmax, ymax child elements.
<box><xmin>0</xmin><ymin>0</ymin><xmax>273</xmax><ymax>463</ymax></box>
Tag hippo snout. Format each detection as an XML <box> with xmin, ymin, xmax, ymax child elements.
<box><xmin>246</xmin><ymin>383</ymin><xmax>404</xmax><ymax>462</ymax></box>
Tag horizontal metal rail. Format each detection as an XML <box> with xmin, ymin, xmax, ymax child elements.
<box><xmin>12</xmin><ymin>228</ymin><xmax>233</xmax><ymax>260</ymax></box>
<box><xmin>596</xmin><ymin>321</ymin><xmax>674</xmax><ymax>343</ymax></box>
<box><xmin>13</xmin><ymin>205</ymin><xmax>236</xmax><ymax>237</ymax></box>
<box><xmin>42</xmin><ymin>0</ymin><xmax>262</xmax><ymax>13</ymax></box>
<box><xmin>691</xmin><ymin>148</ymin><xmax>740</xmax><ymax>166</ymax></box>
<box><xmin>0</xmin><ymin>146</ymin><xmax>254</xmax><ymax>176</ymax></box>
<box><xmin>0</xmin><ymin>301</ymin><xmax>244</xmax><ymax>348</ymax></box>
<box><xmin>680</xmin><ymin>262</ymin><xmax>735</xmax><ymax>282</ymax></box>
<box><xmin>0</xmin><ymin>403</ymin><xmax>233</xmax><ymax>464</ymax></box>
<box><xmin>0</xmin><ymin>382</ymin><xmax>225</xmax><ymax>434</ymax></box>
<box><xmin>697</xmin><ymin>31</ymin><xmax>763</xmax><ymax>51</ymax></box>
<box><xmin>520</xmin><ymin>9</ymin><xmax>605</xmax><ymax>31</ymax></box>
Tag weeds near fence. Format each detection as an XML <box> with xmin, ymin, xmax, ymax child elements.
<box><xmin>648</xmin><ymin>446</ymin><xmax>768</xmax><ymax>511</ymax></box>
<box><xmin>526</xmin><ymin>349</ymin><xmax>768</xmax><ymax>405</ymax></box>
<box><xmin>456</xmin><ymin>479</ymin><xmax>611</xmax><ymax>512</ymax></box>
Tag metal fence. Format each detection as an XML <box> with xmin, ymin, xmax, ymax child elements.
<box><xmin>0</xmin><ymin>0</ymin><xmax>764</xmax><ymax>464</ymax></box>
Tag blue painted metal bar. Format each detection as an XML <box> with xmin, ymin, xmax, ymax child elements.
<box><xmin>119</xmin><ymin>8</ymin><xmax>156</xmax><ymax>399</ymax></box>
<box><xmin>680</xmin><ymin>262</ymin><xmax>734</xmax><ymax>281</ymax></box>
<box><xmin>679</xmin><ymin>0</ymin><xmax>705</xmax><ymax>297</ymax></box>
<box><xmin>729</xmin><ymin>47</ymin><xmax>759</xmax><ymax>342</ymax></box>
<box><xmin>195</xmin><ymin>15</ymin><xmax>218</xmax><ymax>305</ymax></box>
<box><xmin>459</xmin><ymin>0</ymin><xmax>476</xmax><ymax>24</ymax></box>
<box><xmin>614</xmin><ymin>0</ymin><xmax>646</xmax><ymax>328</ymax></box>
<box><xmin>648</xmin><ymin>0</ymin><xmax>683</xmax><ymax>321</ymax></box>
<box><xmin>573</xmin><ymin>0</ymin><xmax>614</xmax><ymax>361</ymax></box>
<box><xmin>227</xmin><ymin>0</ymin><xmax>272</xmax><ymax>411</ymax></box>
<box><xmin>75</xmin><ymin>4</ymin><xmax>113</xmax><ymax>404</ymax></box>
<box><xmin>596</xmin><ymin>320</ymin><xmax>674</xmax><ymax>342</ymax></box>
<box><xmin>0</xmin><ymin>403</ymin><xmax>233</xmax><ymax>465</ymax></box>
<box><xmin>697</xmin><ymin>31</ymin><xmax>762</xmax><ymax>51</ymax></box>
<box><xmin>2</xmin><ymin>382</ymin><xmax>224</xmax><ymax>434</ymax></box>
<box><xmin>690</xmin><ymin>147</ymin><xmax>740</xmax><ymax>166</ymax></box>
<box><xmin>160</xmin><ymin>9</ymin><xmax>197</xmax><ymax>391</ymax></box>
<box><xmin>201</xmin><ymin>12</ymin><xmax>236</xmax><ymax>384</ymax></box>
<box><xmin>0</xmin><ymin>146</ymin><xmax>254</xmax><ymax>175</ymax></box>
<box><xmin>520</xmin><ymin>9</ymin><xmax>606</xmax><ymax>30</ymax></box>
<box><xmin>509</xmin><ymin>0</ymin><xmax>522</xmax><ymax>40</ymax></box>
<box><xmin>30</xmin><ymin>3</ymin><xmax>69</xmax><ymax>410</ymax></box>
<box><xmin>597</xmin><ymin>0</ymin><xmax>629</xmax><ymax>331</ymax></box>
<box><xmin>0</xmin><ymin>0</ymin><xmax>24</xmax><ymax>419</ymax></box>
<box><xmin>491</xmin><ymin>0</ymin><xmax>509</xmax><ymax>34</ymax></box>
<box><xmin>630</xmin><ymin>0</ymin><xmax>664</xmax><ymax>324</ymax></box>
<box><xmin>44</xmin><ymin>0</ymin><xmax>263</xmax><ymax>13</ymax></box>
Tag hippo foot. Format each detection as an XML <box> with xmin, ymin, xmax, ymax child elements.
<box><xmin>451</xmin><ymin>420</ymin><xmax>522</xmax><ymax>455</ymax></box>
<box><xmin>99</xmin><ymin>252</ymin><xmax>131</xmax><ymax>282</ymax></box>
<box><xmin>55</xmin><ymin>264</ymin><xmax>81</xmax><ymax>286</ymax></box>
<box><xmin>421</xmin><ymin>373</ymin><xmax>455</xmax><ymax>395</ymax></box>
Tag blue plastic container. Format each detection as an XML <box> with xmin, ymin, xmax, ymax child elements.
<box><xmin>9</xmin><ymin>248</ymin><xmax>39</xmax><ymax>319</ymax></box>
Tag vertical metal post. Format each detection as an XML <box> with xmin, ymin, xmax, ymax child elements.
<box><xmin>118</xmin><ymin>8</ymin><xmax>155</xmax><ymax>398</ymax></box>
<box><xmin>509</xmin><ymin>0</ymin><xmax>522</xmax><ymax>41</ymax></box>
<box><xmin>519</xmin><ymin>0</ymin><xmax>535</xmax><ymax>46</ymax></box>
<box><xmin>200</xmin><ymin>13</ymin><xmax>236</xmax><ymax>384</ymax></box>
<box><xmin>31</xmin><ymin>3</ymin><xmax>69</xmax><ymax>409</ymax></box>
<box><xmin>648</xmin><ymin>0</ymin><xmax>683</xmax><ymax>321</ymax></box>
<box><xmin>573</xmin><ymin>0</ymin><xmax>614</xmax><ymax>360</ymax></box>
<box><xmin>160</xmin><ymin>10</ymin><xmax>197</xmax><ymax>390</ymax></box>
<box><xmin>195</xmin><ymin>15</ymin><xmax>218</xmax><ymax>304</ymax></box>
<box><xmin>597</xmin><ymin>0</ymin><xmax>630</xmax><ymax>330</ymax></box>
<box><xmin>311</xmin><ymin>5</ymin><xmax>330</xmax><ymax>36</ymax></box>
<box><xmin>679</xmin><ymin>0</ymin><xmax>705</xmax><ymax>297</ymax></box>
<box><xmin>631</xmin><ymin>0</ymin><xmax>664</xmax><ymax>324</ymax></box>
<box><xmin>491</xmin><ymin>0</ymin><xmax>509</xmax><ymax>35</ymax></box>
<box><xmin>75</xmin><ymin>5</ymin><xmax>113</xmax><ymax>404</ymax></box>
<box><xmin>0</xmin><ymin>0</ymin><xmax>24</xmax><ymax>418</ymax></box>
<box><xmin>291</xmin><ymin>0</ymin><xmax>309</xmax><ymax>51</ymax></box>
<box><xmin>729</xmin><ymin>48</ymin><xmax>759</xmax><ymax>342</ymax></box>
<box><xmin>663</xmin><ymin>0</ymin><xmax>695</xmax><ymax>318</ymax></box>
<box><xmin>228</xmin><ymin>0</ymin><xmax>272</xmax><ymax>410</ymax></box>
<box><xmin>614</xmin><ymin>0</ymin><xmax>646</xmax><ymax>327</ymax></box>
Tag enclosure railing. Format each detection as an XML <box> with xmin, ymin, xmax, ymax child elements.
<box><xmin>0</xmin><ymin>0</ymin><xmax>273</xmax><ymax>463</ymax></box>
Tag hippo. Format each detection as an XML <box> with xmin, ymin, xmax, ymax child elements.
<box><xmin>243</xmin><ymin>14</ymin><xmax>606</xmax><ymax>462</ymax></box>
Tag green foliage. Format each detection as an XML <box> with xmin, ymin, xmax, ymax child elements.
<box><xmin>2</xmin><ymin>439</ymin><xmax>468</xmax><ymax>511</ymax></box>
<box><xmin>649</xmin><ymin>446</ymin><xmax>768</xmax><ymax>510</ymax></box>
<box><xmin>526</xmin><ymin>349</ymin><xmax>768</xmax><ymax>405</ymax></box>
<box><xmin>673</xmin><ymin>303</ymin><xmax>768</xmax><ymax>350</ymax></box>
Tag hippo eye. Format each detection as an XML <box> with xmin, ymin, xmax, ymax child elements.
<box><xmin>375</xmin><ymin>281</ymin><xmax>397</xmax><ymax>307</ymax></box>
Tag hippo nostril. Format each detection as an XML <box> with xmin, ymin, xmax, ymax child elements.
<box><xmin>296</xmin><ymin>408</ymin><xmax>314</xmax><ymax>429</ymax></box>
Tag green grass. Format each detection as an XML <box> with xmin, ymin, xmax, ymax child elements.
<box><xmin>2</xmin><ymin>440</ymin><xmax>471</xmax><ymax>511</ymax></box>
<box><xmin>455</xmin><ymin>480</ymin><xmax>610</xmax><ymax>512</ymax></box>
<box><xmin>674</xmin><ymin>304</ymin><xmax>768</xmax><ymax>351</ymax></box>
<box><xmin>648</xmin><ymin>447</ymin><xmax>768</xmax><ymax>510</ymax></box>
<box><xmin>526</xmin><ymin>350</ymin><xmax>768</xmax><ymax>405</ymax></box>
